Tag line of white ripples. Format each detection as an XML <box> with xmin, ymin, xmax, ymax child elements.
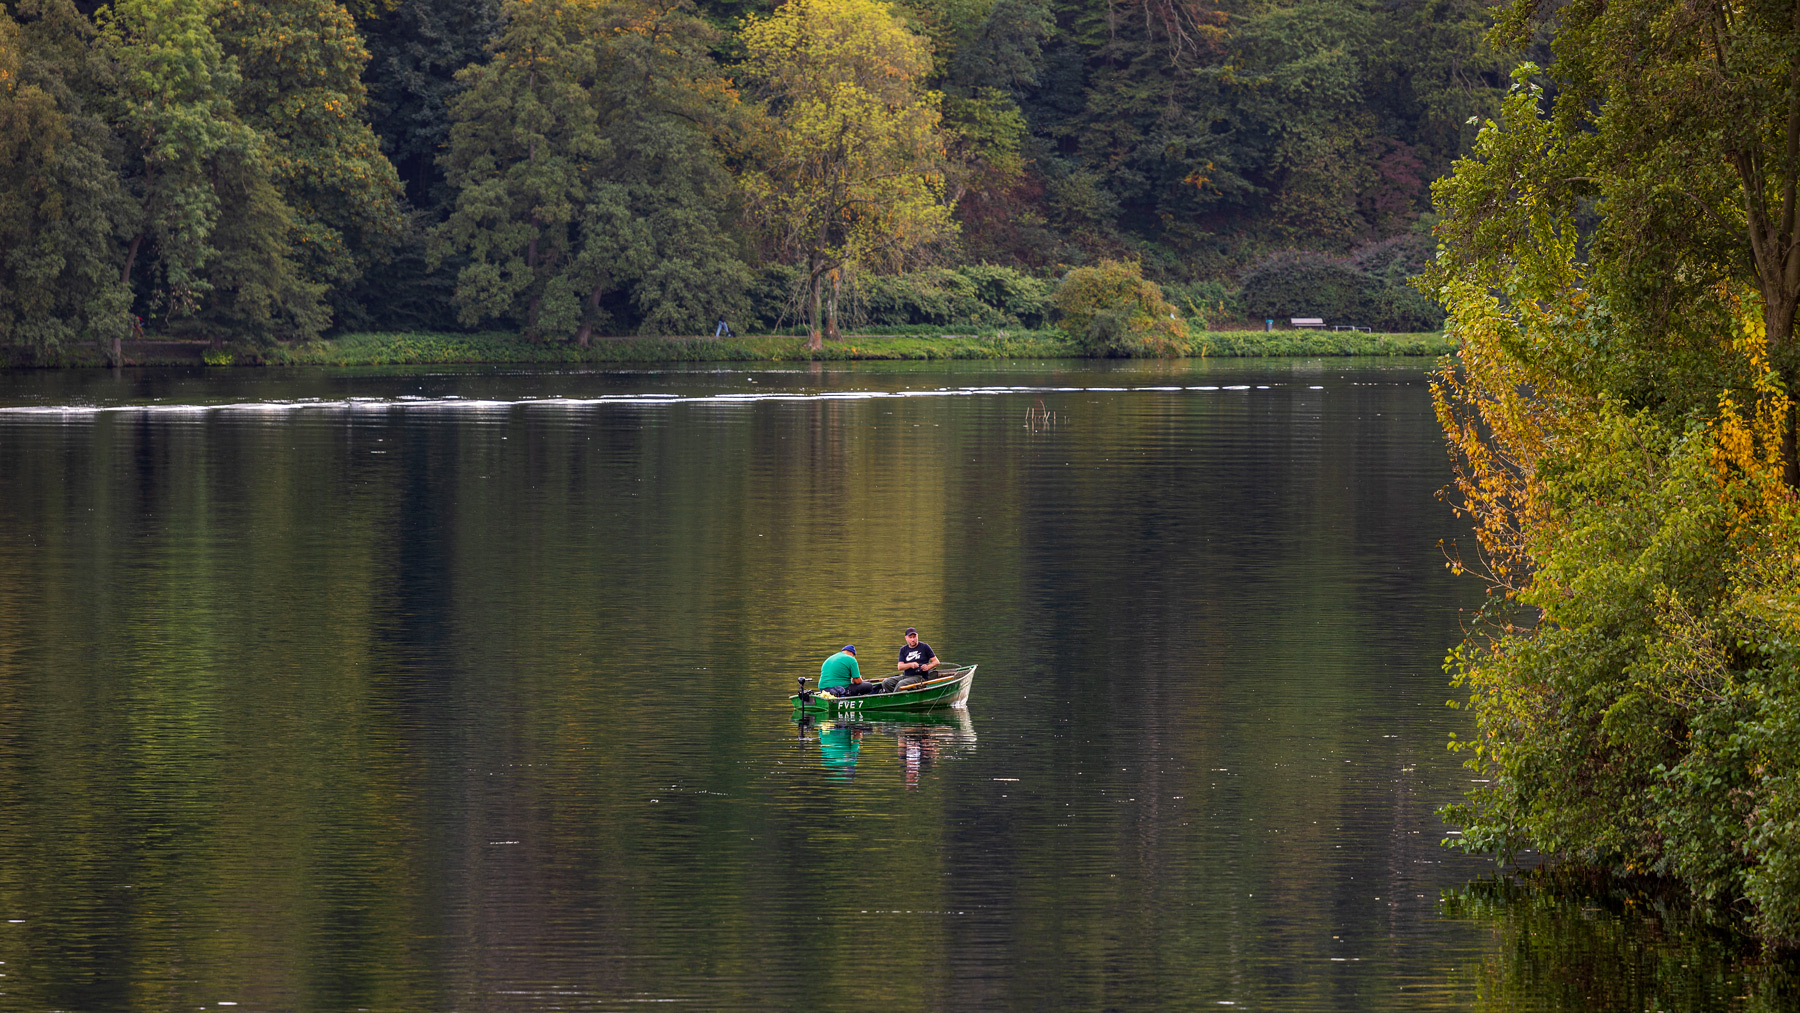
<box><xmin>0</xmin><ymin>384</ymin><xmax>1276</xmax><ymax>416</ymax></box>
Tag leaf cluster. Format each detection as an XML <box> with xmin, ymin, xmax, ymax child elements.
<box><xmin>737</xmin><ymin>0</ymin><xmax>958</xmax><ymax>340</ymax></box>
<box><xmin>1050</xmin><ymin>257</ymin><xmax>1186</xmax><ymax>355</ymax></box>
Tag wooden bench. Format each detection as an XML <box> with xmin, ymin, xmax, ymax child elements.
<box><xmin>1290</xmin><ymin>317</ymin><xmax>1325</xmax><ymax>329</ymax></box>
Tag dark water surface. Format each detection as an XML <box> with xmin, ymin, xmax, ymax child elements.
<box><xmin>0</xmin><ymin>359</ymin><xmax>1784</xmax><ymax>1011</ymax></box>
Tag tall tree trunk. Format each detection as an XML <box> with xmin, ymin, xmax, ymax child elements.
<box><xmin>115</xmin><ymin>234</ymin><xmax>144</xmax><ymax>366</ymax></box>
<box><xmin>807</xmin><ymin>261</ymin><xmax>824</xmax><ymax>351</ymax></box>
<box><xmin>1759</xmin><ymin>54</ymin><xmax>1800</xmax><ymax>486</ymax></box>
<box><xmin>1766</xmin><ymin>294</ymin><xmax>1800</xmax><ymax>487</ymax></box>
<box><xmin>825</xmin><ymin>269</ymin><xmax>841</xmax><ymax>342</ymax></box>
<box><xmin>120</xmin><ymin>233</ymin><xmax>143</xmax><ymax>288</ymax></box>
<box><xmin>1738</xmin><ymin>119</ymin><xmax>1800</xmax><ymax>487</ymax></box>
<box><xmin>527</xmin><ymin>125</ymin><xmax>540</xmax><ymax>324</ymax></box>
<box><xmin>1750</xmin><ymin>231</ymin><xmax>1800</xmax><ymax>486</ymax></box>
<box><xmin>576</xmin><ymin>283</ymin><xmax>604</xmax><ymax>347</ymax></box>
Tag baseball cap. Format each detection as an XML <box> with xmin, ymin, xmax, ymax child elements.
<box><xmin>904</xmin><ymin>627</ymin><xmax>917</xmax><ymax>635</ymax></box>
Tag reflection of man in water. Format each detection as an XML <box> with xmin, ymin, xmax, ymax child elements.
<box><xmin>817</xmin><ymin>722</ymin><xmax>862</xmax><ymax>781</ymax></box>
<box><xmin>898</xmin><ymin>729</ymin><xmax>941</xmax><ymax>789</ymax></box>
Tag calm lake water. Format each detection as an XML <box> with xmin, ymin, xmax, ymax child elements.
<box><xmin>0</xmin><ymin>358</ymin><xmax>1789</xmax><ymax>1012</ymax></box>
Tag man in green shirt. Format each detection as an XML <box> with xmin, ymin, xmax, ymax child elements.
<box><xmin>819</xmin><ymin>645</ymin><xmax>879</xmax><ymax>696</ymax></box>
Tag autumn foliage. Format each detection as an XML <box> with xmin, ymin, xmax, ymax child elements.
<box><xmin>1050</xmin><ymin>259</ymin><xmax>1186</xmax><ymax>356</ymax></box>
<box><xmin>737</xmin><ymin>0</ymin><xmax>956</xmax><ymax>349</ymax></box>
<box><xmin>1429</xmin><ymin>68</ymin><xmax>1800</xmax><ymax>943</ymax></box>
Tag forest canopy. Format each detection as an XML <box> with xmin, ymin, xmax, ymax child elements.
<box><xmin>0</xmin><ymin>0</ymin><xmax>1504</xmax><ymax>353</ymax></box>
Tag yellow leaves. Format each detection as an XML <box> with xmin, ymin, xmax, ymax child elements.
<box><xmin>737</xmin><ymin>0</ymin><xmax>955</xmax><ymax>275</ymax></box>
<box><xmin>741</xmin><ymin>0</ymin><xmax>934</xmax><ymax>105</ymax></box>
<box><xmin>1710</xmin><ymin>304</ymin><xmax>1795</xmax><ymax>540</ymax></box>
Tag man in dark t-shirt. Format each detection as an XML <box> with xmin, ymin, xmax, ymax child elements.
<box><xmin>881</xmin><ymin>627</ymin><xmax>938</xmax><ymax>692</ymax></box>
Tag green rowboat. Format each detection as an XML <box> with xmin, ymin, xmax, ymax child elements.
<box><xmin>792</xmin><ymin>664</ymin><xmax>977</xmax><ymax>715</ymax></box>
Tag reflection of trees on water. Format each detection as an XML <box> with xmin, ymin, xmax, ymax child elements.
<box><xmin>19</xmin><ymin>365</ymin><xmax>1783</xmax><ymax>1008</ymax></box>
<box><xmin>1443</xmin><ymin>871</ymin><xmax>1800</xmax><ymax>1011</ymax></box>
<box><xmin>795</xmin><ymin>712</ymin><xmax>977</xmax><ymax>785</ymax></box>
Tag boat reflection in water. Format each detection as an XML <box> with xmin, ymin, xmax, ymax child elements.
<box><xmin>794</xmin><ymin>709</ymin><xmax>977</xmax><ymax>785</ymax></box>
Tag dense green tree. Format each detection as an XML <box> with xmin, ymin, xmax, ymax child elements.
<box><xmin>433</xmin><ymin>0</ymin><xmax>747</xmax><ymax>339</ymax></box>
<box><xmin>1513</xmin><ymin>0</ymin><xmax>1800</xmax><ymax>480</ymax></box>
<box><xmin>359</xmin><ymin>0</ymin><xmax>498</xmax><ymax>208</ymax></box>
<box><xmin>551</xmin><ymin>0</ymin><xmax>748</xmax><ymax>339</ymax></box>
<box><xmin>0</xmin><ymin>0</ymin><xmax>132</xmax><ymax>359</ymax></box>
<box><xmin>100</xmin><ymin>0</ymin><xmax>326</xmax><ymax>342</ymax></box>
<box><xmin>1430</xmin><ymin>0</ymin><xmax>1800</xmax><ymax>460</ymax></box>
<box><xmin>908</xmin><ymin>0</ymin><xmax>1050</xmax><ymax>180</ymax></box>
<box><xmin>214</xmin><ymin>0</ymin><xmax>405</xmax><ymax>323</ymax></box>
<box><xmin>929</xmin><ymin>0</ymin><xmax>1050</xmax><ymax>233</ymax></box>
<box><xmin>1222</xmin><ymin>0</ymin><xmax>1379</xmax><ymax>247</ymax></box>
<box><xmin>429</xmin><ymin>0</ymin><xmax>592</xmax><ymax>334</ymax></box>
<box><xmin>187</xmin><ymin>141</ymin><xmax>332</xmax><ymax>340</ymax></box>
<box><xmin>983</xmin><ymin>0</ymin><xmax>1504</xmax><ymax>272</ymax></box>
<box><xmin>1368</xmin><ymin>0</ymin><xmax>1505</xmax><ymax>176</ymax></box>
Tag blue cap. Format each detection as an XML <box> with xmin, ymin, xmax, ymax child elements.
<box><xmin>843</xmin><ymin>644</ymin><xmax>856</xmax><ymax>655</ymax></box>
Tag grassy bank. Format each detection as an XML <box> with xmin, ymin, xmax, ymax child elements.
<box><xmin>291</xmin><ymin>330</ymin><xmax>1079</xmax><ymax>365</ymax></box>
<box><xmin>1189</xmin><ymin>330</ymin><xmax>1453</xmax><ymax>356</ymax></box>
<box><xmin>5</xmin><ymin>328</ymin><xmax>1453</xmax><ymax>367</ymax></box>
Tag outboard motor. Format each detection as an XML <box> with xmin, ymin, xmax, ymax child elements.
<box><xmin>796</xmin><ymin>676</ymin><xmax>812</xmax><ymax>704</ymax></box>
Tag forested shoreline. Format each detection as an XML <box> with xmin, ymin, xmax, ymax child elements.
<box><xmin>0</xmin><ymin>0</ymin><xmax>1497</xmax><ymax>361</ymax></box>
<box><xmin>1429</xmin><ymin>0</ymin><xmax>1800</xmax><ymax>951</ymax></box>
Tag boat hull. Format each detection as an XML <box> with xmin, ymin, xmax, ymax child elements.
<box><xmin>792</xmin><ymin>665</ymin><xmax>976</xmax><ymax>715</ymax></box>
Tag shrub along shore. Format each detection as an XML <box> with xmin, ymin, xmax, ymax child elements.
<box><xmin>5</xmin><ymin>329</ymin><xmax>1453</xmax><ymax>368</ymax></box>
